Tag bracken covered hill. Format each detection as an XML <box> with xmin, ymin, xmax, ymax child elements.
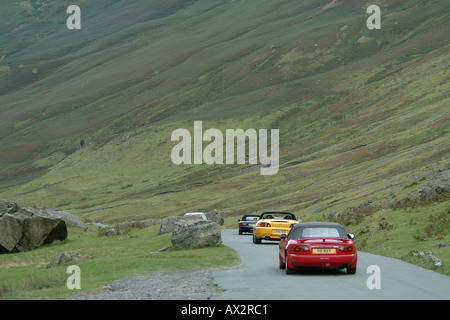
<box><xmin>0</xmin><ymin>0</ymin><xmax>448</xmax><ymax>222</ymax></box>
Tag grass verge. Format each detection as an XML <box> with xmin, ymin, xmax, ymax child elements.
<box><xmin>0</xmin><ymin>225</ymin><xmax>240</xmax><ymax>300</ymax></box>
<box><xmin>318</xmin><ymin>200</ymin><xmax>450</xmax><ymax>276</ymax></box>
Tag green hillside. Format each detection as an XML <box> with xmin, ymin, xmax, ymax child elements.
<box><xmin>0</xmin><ymin>0</ymin><xmax>449</xmax><ymax>275</ymax></box>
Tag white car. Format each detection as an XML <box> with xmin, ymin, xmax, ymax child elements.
<box><xmin>183</xmin><ymin>212</ymin><xmax>207</xmax><ymax>220</ymax></box>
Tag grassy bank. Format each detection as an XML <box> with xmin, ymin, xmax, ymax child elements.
<box><xmin>321</xmin><ymin>201</ymin><xmax>449</xmax><ymax>276</ymax></box>
<box><xmin>0</xmin><ymin>225</ymin><xmax>239</xmax><ymax>300</ymax></box>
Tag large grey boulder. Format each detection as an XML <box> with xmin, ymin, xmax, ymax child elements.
<box><xmin>0</xmin><ymin>200</ymin><xmax>68</xmax><ymax>254</ymax></box>
<box><xmin>171</xmin><ymin>220</ymin><xmax>221</xmax><ymax>249</ymax></box>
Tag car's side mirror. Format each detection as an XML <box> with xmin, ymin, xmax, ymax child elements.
<box><xmin>348</xmin><ymin>233</ymin><xmax>355</xmax><ymax>240</ymax></box>
<box><xmin>280</xmin><ymin>234</ymin><xmax>287</xmax><ymax>240</ymax></box>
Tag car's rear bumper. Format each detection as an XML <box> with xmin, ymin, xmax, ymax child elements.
<box><xmin>289</xmin><ymin>253</ymin><xmax>357</xmax><ymax>268</ymax></box>
<box><xmin>255</xmin><ymin>228</ymin><xmax>290</xmax><ymax>240</ymax></box>
<box><xmin>239</xmin><ymin>225</ymin><xmax>254</xmax><ymax>232</ymax></box>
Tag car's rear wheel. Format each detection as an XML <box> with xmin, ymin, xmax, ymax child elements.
<box><xmin>285</xmin><ymin>253</ymin><xmax>295</xmax><ymax>274</ymax></box>
<box><xmin>347</xmin><ymin>267</ymin><xmax>356</xmax><ymax>274</ymax></box>
<box><xmin>253</xmin><ymin>233</ymin><xmax>261</xmax><ymax>244</ymax></box>
<box><xmin>238</xmin><ymin>228</ymin><xmax>243</xmax><ymax>235</ymax></box>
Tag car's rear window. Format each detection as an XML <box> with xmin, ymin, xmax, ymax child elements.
<box><xmin>288</xmin><ymin>226</ymin><xmax>347</xmax><ymax>239</ymax></box>
<box><xmin>261</xmin><ymin>213</ymin><xmax>295</xmax><ymax>220</ymax></box>
<box><xmin>301</xmin><ymin>227</ymin><xmax>340</xmax><ymax>238</ymax></box>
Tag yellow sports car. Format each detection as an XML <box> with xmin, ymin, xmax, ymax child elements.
<box><xmin>252</xmin><ymin>211</ymin><xmax>299</xmax><ymax>244</ymax></box>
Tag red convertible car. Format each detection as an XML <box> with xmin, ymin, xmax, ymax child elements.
<box><xmin>279</xmin><ymin>222</ymin><xmax>357</xmax><ymax>274</ymax></box>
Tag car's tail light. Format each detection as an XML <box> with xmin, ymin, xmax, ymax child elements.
<box><xmin>239</xmin><ymin>222</ymin><xmax>246</xmax><ymax>226</ymax></box>
<box><xmin>294</xmin><ymin>245</ymin><xmax>309</xmax><ymax>252</ymax></box>
<box><xmin>260</xmin><ymin>222</ymin><xmax>271</xmax><ymax>227</ymax></box>
<box><xmin>339</xmin><ymin>245</ymin><xmax>353</xmax><ymax>252</ymax></box>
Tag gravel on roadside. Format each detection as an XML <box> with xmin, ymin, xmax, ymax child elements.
<box><xmin>69</xmin><ymin>268</ymin><xmax>222</xmax><ymax>300</ymax></box>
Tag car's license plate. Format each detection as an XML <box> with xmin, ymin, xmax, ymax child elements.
<box><xmin>273</xmin><ymin>230</ymin><xmax>286</xmax><ymax>234</ymax></box>
<box><xmin>312</xmin><ymin>248</ymin><xmax>336</xmax><ymax>254</ymax></box>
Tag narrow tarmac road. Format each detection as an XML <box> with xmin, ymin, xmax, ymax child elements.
<box><xmin>211</xmin><ymin>229</ymin><xmax>450</xmax><ymax>300</ymax></box>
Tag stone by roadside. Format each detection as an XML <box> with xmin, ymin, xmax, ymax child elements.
<box><xmin>47</xmin><ymin>251</ymin><xmax>93</xmax><ymax>268</ymax></box>
<box><xmin>410</xmin><ymin>250</ymin><xmax>443</xmax><ymax>267</ymax></box>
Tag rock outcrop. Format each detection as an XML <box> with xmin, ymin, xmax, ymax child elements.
<box><xmin>0</xmin><ymin>199</ymin><xmax>68</xmax><ymax>254</ymax></box>
<box><xmin>171</xmin><ymin>220</ymin><xmax>221</xmax><ymax>249</ymax></box>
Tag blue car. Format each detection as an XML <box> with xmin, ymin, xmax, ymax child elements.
<box><xmin>238</xmin><ymin>214</ymin><xmax>260</xmax><ymax>235</ymax></box>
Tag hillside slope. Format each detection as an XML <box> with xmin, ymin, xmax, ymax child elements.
<box><xmin>0</xmin><ymin>0</ymin><xmax>448</xmax><ymax>225</ymax></box>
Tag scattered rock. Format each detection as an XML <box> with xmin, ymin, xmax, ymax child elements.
<box><xmin>99</xmin><ymin>285</ymin><xmax>113</xmax><ymax>292</ymax></box>
<box><xmin>0</xmin><ymin>200</ymin><xmax>68</xmax><ymax>254</ymax></box>
<box><xmin>410</xmin><ymin>250</ymin><xmax>443</xmax><ymax>267</ymax></box>
<box><xmin>171</xmin><ymin>220</ymin><xmax>221</xmax><ymax>249</ymax></box>
<box><xmin>98</xmin><ymin>225</ymin><xmax>130</xmax><ymax>237</ymax></box>
<box><xmin>96</xmin><ymin>219</ymin><xmax>162</xmax><ymax>237</ymax></box>
<box><xmin>47</xmin><ymin>251</ymin><xmax>93</xmax><ymax>268</ymax></box>
<box><xmin>116</xmin><ymin>219</ymin><xmax>162</xmax><ymax>230</ymax></box>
